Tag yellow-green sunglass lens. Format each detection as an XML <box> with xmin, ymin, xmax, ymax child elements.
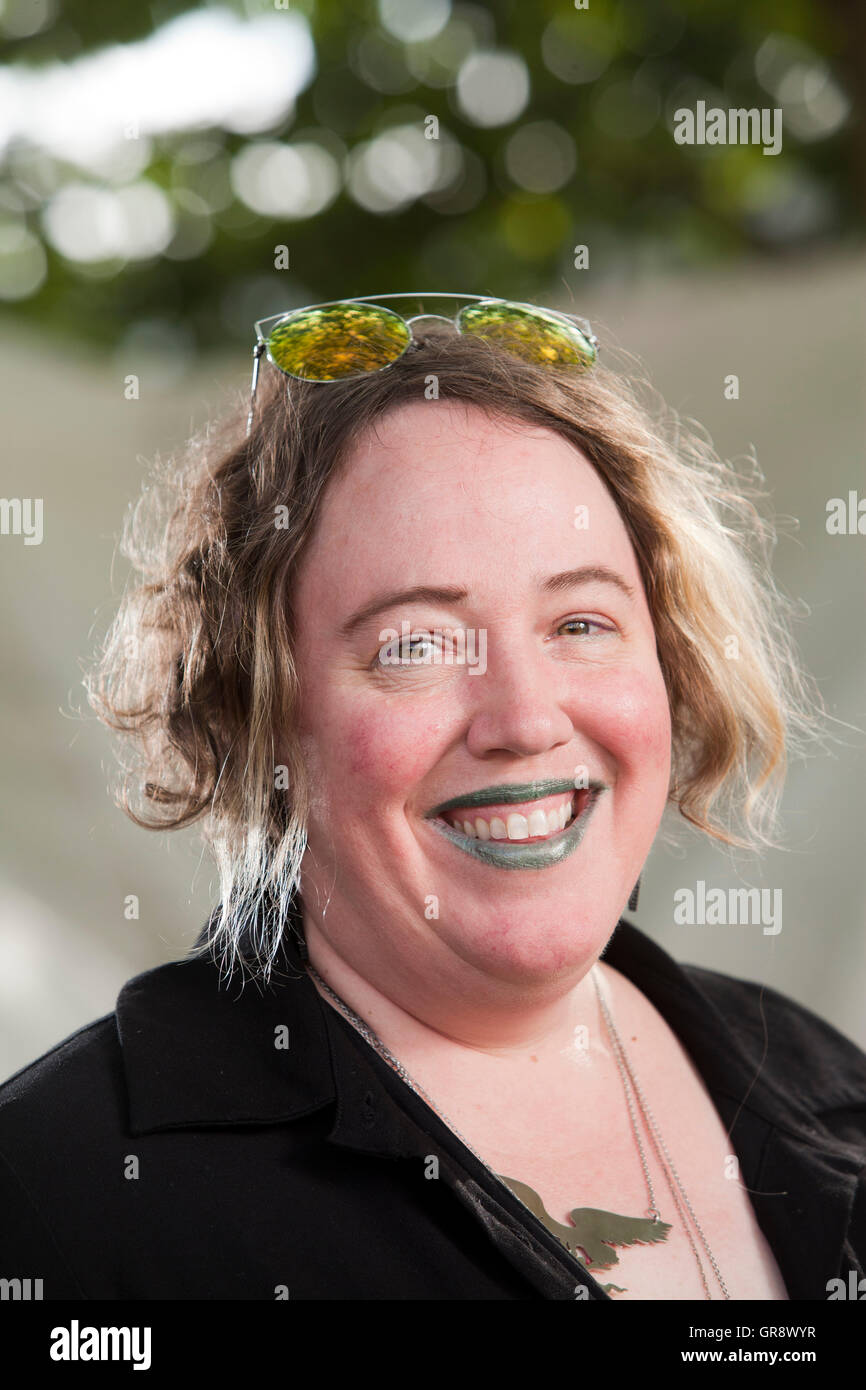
<box><xmin>266</xmin><ymin>303</ymin><xmax>411</xmax><ymax>381</ymax></box>
<box><xmin>457</xmin><ymin>302</ymin><xmax>597</xmax><ymax>370</ymax></box>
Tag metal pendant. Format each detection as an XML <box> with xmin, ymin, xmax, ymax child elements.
<box><xmin>498</xmin><ymin>1174</ymin><xmax>671</xmax><ymax>1294</ymax></box>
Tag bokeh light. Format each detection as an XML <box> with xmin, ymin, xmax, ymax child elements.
<box><xmin>164</xmin><ymin>189</ymin><xmax>213</xmax><ymax>262</ymax></box>
<box><xmin>0</xmin><ymin>9</ymin><xmax>314</xmax><ymax>172</ymax></box>
<box><xmin>404</xmin><ymin>15</ymin><xmax>481</xmax><ymax>88</ymax></box>
<box><xmin>350</xmin><ymin>28</ymin><xmax>417</xmax><ymax>95</ymax></box>
<box><xmin>740</xmin><ymin>163</ymin><xmax>836</xmax><ymax>242</ymax></box>
<box><xmin>0</xmin><ymin>0</ymin><xmax>56</xmax><ymax>39</ymax></box>
<box><xmin>503</xmin><ymin>122</ymin><xmax>576</xmax><ymax>194</ymax></box>
<box><xmin>231</xmin><ymin>141</ymin><xmax>341</xmax><ymax>219</ymax></box>
<box><xmin>346</xmin><ymin>121</ymin><xmax>447</xmax><ymax>212</ymax></box>
<box><xmin>378</xmin><ymin>0</ymin><xmax>451</xmax><ymax>45</ymax></box>
<box><xmin>41</xmin><ymin>180</ymin><xmax>175</xmax><ymax>262</ymax></box>
<box><xmin>424</xmin><ymin>144</ymin><xmax>486</xmax><ymax>214</ymax></box>
<box><xmin>541</xmin><ymin>14</ymin><xmax>614</xmax><ymax>86</ymax></box>
<box><xmin>455</xmin><ymin>50</ymin><xmax>530</xmax><ymax>127</ymax></box>
<box><xmin>0</xmin><ymin>221</ymin><xmax>47</xmax><ymax>299</ymax></box>
<box><xmin>756</xmin><ymin>34</ymin><xmax>850</xmax><ymax>142</ymax></box>
<box><xmin>592</xmin><ymin>75</ymin><xmax>661</xmax><ymax>141</ymax></box>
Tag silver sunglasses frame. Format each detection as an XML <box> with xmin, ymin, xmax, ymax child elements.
<box><xmin>246</xmin><ymin>291</ymin><xmax>599</xmax><ymax>435</ymax></box>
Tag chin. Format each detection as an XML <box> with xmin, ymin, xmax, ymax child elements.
<box><xmin>440</xmin><ymin>907</ymin><xmax>610</xmax><ymax>986</ymax></box>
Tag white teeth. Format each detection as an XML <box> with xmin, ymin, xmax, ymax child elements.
<box><xmin>449</xmin><ymin>795</ymin><xmax>575</xmax><ymax>841</ymax></box>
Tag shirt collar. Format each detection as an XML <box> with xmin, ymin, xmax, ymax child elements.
<box><xmin>116</xmin><ymin>895</ymin><xmax>866</xmax><ymax>1166</ymax></box>
<box><xmin>601</xmin><ymin>919</ymin><xmax>866</xmax><ymax>1140</ymax></box>
<box><xmin>116</xmin><ymin>896</ymin><xmax>332</xmax><ymax>1133</ymax></box>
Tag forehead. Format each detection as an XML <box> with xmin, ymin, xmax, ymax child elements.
<box><xmin>295</xmin><ymin>399</ymin><xmax>641</xmax><ymax>597</ymax></box>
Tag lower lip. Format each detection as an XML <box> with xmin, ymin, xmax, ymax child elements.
<box><xmin>425</xmin><ymin>788</ymin><xmax>605</xmax><ymax>870</ymax></box>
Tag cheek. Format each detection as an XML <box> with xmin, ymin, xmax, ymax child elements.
<box><xmin>589</xmin><ymin>666</ymin><xmax>672</xmax><ymax>774</ymax></box>
<box><xmin>342</xmin><ymin>705</ymin><xmax>442</xmax><ymax>807</ymax></box>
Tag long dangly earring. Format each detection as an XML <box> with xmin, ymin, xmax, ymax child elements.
<box><xmin>627</xmin><ymin>876</ymin><xmax>641</xmax><ymax>913</ymax></box>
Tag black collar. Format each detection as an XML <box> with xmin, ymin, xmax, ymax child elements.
<box><xmin>116</xmin><ymin>898</ymin><xmax>866</xmax><ymax>1140</ymax></box>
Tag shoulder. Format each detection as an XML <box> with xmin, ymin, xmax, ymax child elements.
<box><xmin>0</xmin><ymin>1012</ymin><xmax>130</xmax><ymax>1195</ymax></box>
<box><xmin>0</xmin><ymin>949</ymin><xmax>242</xmax><ymax>1147</ymax></box>
<box><xmin>0</xmin><ymin>1012</ymin><xmax>124</xmax><ymax>1129</ymax></box>
<box><xmin>0</xmin><ymin>948</ymin><xmax>212</xmax><ymax>1117</ymax></box>
<box><xmin>0</xmin><ymin>943</ymin><xmax>324</xmax><ymax>1194</ymax></box>
<box><xmin>603</xmin><ymin>919</ymin><xmax>866</xmax><ymax>1133</ymax></box>
<box><xmin>680</xmin><ymin>960</ymin><xmax>866</xmax><ymax>1115</ymax></box>
<box><xmin>0</xmin><ymin>953</ymin><xmax>210</xmax><ymax>1174</ymax></box>
<box><xmin>683</xmin><ymin>963</ymin><xmax>866</xmax><ymax>1075</ymax></box>
<box><xmin>0</xmin><ymin>1012</ymin><xmax>129</xmax><ymax>1297</ymax></box>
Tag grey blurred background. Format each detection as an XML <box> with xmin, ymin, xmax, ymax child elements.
<box><xmin>1</xmin><ymin>0</ymin><xmax>864</xmax><ymax>1077</ymax></box>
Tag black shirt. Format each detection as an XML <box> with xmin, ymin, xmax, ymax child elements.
<box><xmin>1</xmin><ymin>899</ymin><xmax>864</xmax><ymax>1300</ymax></box>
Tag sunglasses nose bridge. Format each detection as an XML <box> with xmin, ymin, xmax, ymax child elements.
<box><xmin>404</xmin><ymin>313</ymin><xmax>457</xmax><ymax>330</ymax></box>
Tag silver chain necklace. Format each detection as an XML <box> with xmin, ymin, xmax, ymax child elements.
<box><xmin>305</xmin><ymin>958</ymin><xmax>729</xmax><ymax>1300</ymax></box>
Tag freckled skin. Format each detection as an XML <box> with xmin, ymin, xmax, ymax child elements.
<box><xmin>291</xmin><ymin>400</ymin><xmax>672</xmax><ymax>1052</ymax></box>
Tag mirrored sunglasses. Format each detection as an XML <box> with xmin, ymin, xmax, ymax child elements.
<box><xmin>246</xmin><ymin>292</ymin><xmax>598</xmax><ymax>434</ymax></box>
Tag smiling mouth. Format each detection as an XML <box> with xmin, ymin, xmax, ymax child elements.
<box><xmin>424</xmin><ymin>784</ymin><xmax>606</xmax><ymax>869</ymax></box>
<box><xmin>434</xmin><ymin>790</ymin><xmax>582</xmax><ymax>843</ymax></box>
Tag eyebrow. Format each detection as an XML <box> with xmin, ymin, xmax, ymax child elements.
<box><xmin>337</xmin><ymin>565</ymin><xmax>637</xmax><ymax>639</ymax></box>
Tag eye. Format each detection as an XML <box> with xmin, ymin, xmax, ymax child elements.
<box><xmin>373</xmin><ymin>631</ymin><xmax>445</xmax><ymax>668</ymax></box>
<box><xmin>558</xmin><ymin>617</ymin><xmax>616</xmax><ymax>638</ymax></box>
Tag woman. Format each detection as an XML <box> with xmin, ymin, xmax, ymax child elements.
<box><xmin>1</xmin><ymin>294</ymin><xmax>864</xmax><ymax>1301</ymax></box>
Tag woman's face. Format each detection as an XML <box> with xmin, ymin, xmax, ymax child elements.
<box><xmin>292</xmin><ymin>400</ymin><xmax>671</xmax><ymax>988</ymax></box>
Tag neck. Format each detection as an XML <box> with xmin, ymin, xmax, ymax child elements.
<box><xmin>301</xmin><ymin>912</ymin><xmax>616</xmax><ymax>1076</ymax></box>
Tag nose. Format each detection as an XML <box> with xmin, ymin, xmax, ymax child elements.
<box><xmin>463</xmin><ymin>636</ymin><xmax>576</xmax><ymax>761</ymax></box>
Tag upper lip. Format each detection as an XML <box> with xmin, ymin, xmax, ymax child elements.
<box><xmin>426</xmin><ymin>778</ymin><xmax>606</xmax><ymax>819</ymax></box>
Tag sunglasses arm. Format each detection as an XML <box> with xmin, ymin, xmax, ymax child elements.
<box><xmin>246</xmin><ymin>341</ymin><xmax>266</xmax><ymax>437</ymax></box>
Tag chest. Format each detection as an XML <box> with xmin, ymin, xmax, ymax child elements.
<box><xmin>488</xmin><ymin>1138</ymin><xmax>789</xmax><ymax>1300</ymax></box>
<box><xmin>406</xmin><ymin>990</ymin><xmax>790</xmax><ymax>1300</ymax></box>
<box><xmin>455</xmin><ymin>1075</ymin><xmax>791</xmax><ymax>1300</ymax></box>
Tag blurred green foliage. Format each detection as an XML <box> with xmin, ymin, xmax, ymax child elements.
<box><xmin>0</xmin><ymin>0</ymin><xmax>862</xmax><ymax>357</ymax></box>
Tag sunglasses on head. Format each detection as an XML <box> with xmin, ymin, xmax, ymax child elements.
<box><xmin>246</xmin><ymin>292</ymin><xmax>599</xmax><ymax>434</ymax></box>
